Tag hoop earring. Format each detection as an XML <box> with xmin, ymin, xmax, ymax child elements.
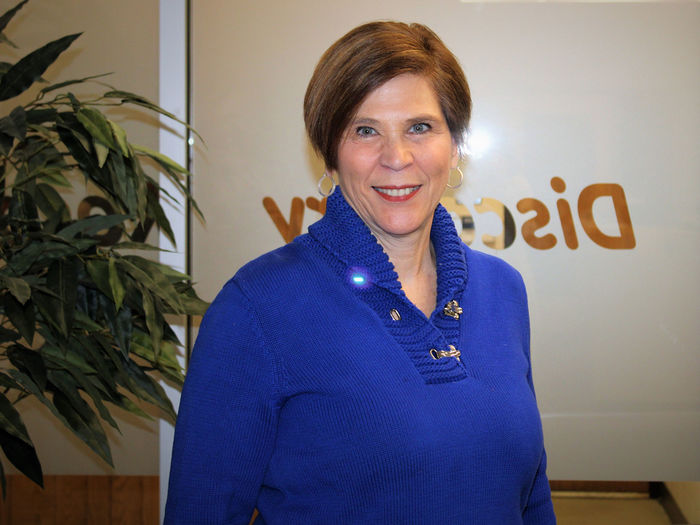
<box><xmin>446</xmin><ymin>166</ymin><xmax>464</xmax><ymax>190</ymax></box>
<box><xmin>317</xmin><ymin>171</ymin><xmax>337</xmax><ymax>197</ymax></box>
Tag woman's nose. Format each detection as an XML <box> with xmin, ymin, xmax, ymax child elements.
<box><xmin>380</xmin><ymin>135</ymin><xmax>413</xmax><ymax>171</ymax></box>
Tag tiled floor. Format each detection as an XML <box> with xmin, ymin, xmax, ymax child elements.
<box><xmin>553</xmin><ymin>496</ymin><xmax>673</xmax><ymax>525</ymax></box>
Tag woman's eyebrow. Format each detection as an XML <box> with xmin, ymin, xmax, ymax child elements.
<box><xmin>407</xmin><ymin>114</ymin><xmax>441</xmax><ymax>123</ymax></box>
<box><xmin>351</xmin><ymin>114</ymin><xmax>442</xmax><ymax>126</ymax></box>
<box><xmin>349</xmin><ymin>117</ymin><xmax>380</xmax><ymax>126</ymax></box>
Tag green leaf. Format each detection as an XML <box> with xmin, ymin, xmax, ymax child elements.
<box><xmin>144</xmin><ymin>188</ymin><xmax>176</xmax><ymax>245</ymax></box>
<box><xmin>36</xmin><ymin>169</ymin><xmax>71</xmax><ymax>188</ymax></box>
<box><xmin>8</xmin><ymin>241</ymin><xmax>85</xmax><ymax>276</ymax></box>
<box><xmin>32</xmin><ymin>258</ymin><xmax>78</xmax><ymax>338</ymax></box>
<box><xmin>102</xmin><ymin>293</ymin><xmax>131</xmax><ymax>357</ymax></box>
<box><xmin>11</xmin><ymin>136</ymin><xmax>67</xmax><ymax>189</ymax></box>
<box><xmin>0</xmin><ymin>391</ymin><xmax>32</xmax><ymax>444</ymax></box>
<box><xmin>1</xmin><ymin>293</ymin><xmax>34</xmax><ymax>343</ymax></box>
<box><xmin>7</xmin><ymin>344</ymin><xmax>46</xmax><ymax>392</ymax></box>
<box><xmin>108</xmin><ymin>119</ymin><xmax>130</xmax><ymax>157</ymax></box>
<box><xmin>112</xmin><ymin>394</ymin><xmax>153</xmax><ymax>420</ymax></box>
<box><xmin>108</xmin><ymin>257</ymin><xmax>125</xmax><ymax>311</ymax></box>
<box><xmin>50</xmin><ymin>385</ymin><xmax>113</xmax><ymax>467</ymax></box>
<box><xmin>129</xmin><ymin>330</ymin><xmax>155</xmax><ymax>361</ymax></box>
<box><xmin>35</xmin><ymin>183</ymin><xmax>70</xmax><ymax>233</ymax></box>
<box><xmin>0</xmin><ymin>372</ymin><xmax>23</xmax><ymax>393</ymax></box>
<box><xmin>35</xmin><ymin>183</ymin><xmax>69</xmax><ymax>217</ymax></box>
<box><xmin>41</xmin><ymin>344</ymin><xmax>97</xmax><ymax>376</ymax></box>
<box><xmin>110</xmin><ymin>241</ymin><xmax>164</xmax><ymax>252</ymax></box>
<box><xmin>0</xmin><ymin>129</ymin><xmax>12</xmax><ymax>154</ymax></box>
<box><xmin>0</xmin><ymin>274</ymin><xmax>31</xmax><ymax>304</ymax></box>
<box><xmin>103</xmin><ymin>90</ymin><xmax>202</xmax><ymax>141</ymax></box>
<box><xmin>131</xmin><ymin>333</ymin><xmax>184</xmax><ymax>384</ymax></box>
<box><xmin>0</xmin><ymin>326</ymin><xmax>20</xmax><ymax>344</ymax></box>
<box><xmin>6</xmin><ymin>368</ymin><xmax>75</xmax><ymax>436</ymax></box>
<box><xmin>0</xmin><ymin>105</ymin><xmax>26</xmax><ymax>141</ymax></box>
<box><xmin>76</xmin><ymin>107</ymin><xmax>116</xmax><ymax>150</ymax></box>
<box><xmin>85</xmin><ymin>260</ymin><xmax>111</xmax><ymax>298</ymax></box>
<box><xmin>25</xmin><ymin>107</ymin><xmax>57</xmax><ymax>125</ymax></box>
<box><xmin>106</xmin><ymin>150</ymin><xmax>130</xmax><ymax>211</ymax></box>
<box><xmin>146</xmin><ymin>260</ymin><xmax>189</xmax><ymax>281</ymax></box>
<box><xmin>77</xmin><ymin>279</ymin><xmax>132</xmax><ymax>357</ymax></box>
<box><xmin>72</xmin><ymin>332</ymin><xmax>117</xmax><ymax>389</ymax></box>
<box><xmin>95</xmin><ymin>142</ymin><xmax>109</xmax><ymax>168</ymax></box>
<box><xmin>38</xmin><ymin>72</ymin><xmax>111</xmax><ymax>95</ymax></box>
<box><xmin>122</xmin><ymin>359</ymin><xmax>176</xmax><ymax>422</ymax></box>
<box><xmin>53</xmin><ymin>257</ymin><xmax>77</xmax><ymax>337</ymax></box>
<box><xmin>0</xmin><ymin>0</ymin><xmax>29</xmax><ymax>34</ymax></box>
<box><xmin>140</xmin><ymin>287</ymin><xmax>161</xmax><ymax>358</ymax></box>
<box><xmin>0</xmin><ymin>33</ymin><xmax>18</xmax><ymax>48</ymax></box>
<box><xmin>0</xmin><ymin>33</ymin><xmax>82</xmax><ymax>101</ymax></box>
<box><xmin>56</xmin><ymin>114</ymin><xmax>102</xmax><ymax>180</ymax></box>
<box><xmin>47</xmin><ymin>368</ymin><xmax>118</xmax><ymax>432</ymax></box>
<box><xmin>92</xmin><ymin>332</ymin><xmax>131</xmax><ymax>385</ymax></box>
<box><xmin>0</xmin><ymin>428</ymin><xmax>42</xmax><ymax>488</ymax></box>
<box><xmin>119</xmin><ymin>256</ymin><xmax>185</xmax><ymax>314</ymax></box>
<box><xmin>71</xmin><ymin>308</ymin><xmax>102</xmax><ymax>332</ymax></box>
<box><xmin>8</xmin><ymin>188</ymin><xmax>39</xmax><ymax>231</ymax></box>
<box><xmin>151</xmin><ymin>162</ymin><xmax>204</xmax><ymax>221</ymax></box>
<box><xmin>133</xmin><ymin>143</ymin><xmax>188</xmax><ymax>174</ymax></box>
<box><xmin>119</xmin><ymin>159</ymin><xmax>141</xmax><ymax>224</ymax></box>
<box><xmin>56</xmin><ymin>214</ymin><xmax>128</xmax><ymax>240</ymax></box>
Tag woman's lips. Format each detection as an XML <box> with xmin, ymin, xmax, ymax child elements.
<box><xmin>373</xmin><ymin>185</ymin><xmax>421</xmax><ymax>202</ymax></box>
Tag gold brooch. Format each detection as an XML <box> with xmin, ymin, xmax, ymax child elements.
<box><xmin>430</xmin><ymin>344</ymin><xmax>461</xmax><ymax>361</ymax></box>
<box><xmin>443</xmin><ymin>300</ymin><xmax>463</xmax><ymax>320</ymax></box>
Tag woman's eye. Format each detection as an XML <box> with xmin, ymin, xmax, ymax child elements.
<box><xmin>410</xmin><ymin>123</ymin><xmax>431</xmax><ymax>134</ymax></box>
<box><xmin>356</xmin><ymin>126</ymin><xmax>376</xmax><ymax>136</ymax></box>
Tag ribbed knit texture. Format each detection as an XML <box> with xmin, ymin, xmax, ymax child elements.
<box><xmin>165</xmin><ymin>188</ymin><xmax>556</xmax><ymax>524</ymax></box>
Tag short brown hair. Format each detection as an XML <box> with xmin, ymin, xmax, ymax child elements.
<box><xmin>304</xmin><ymin>21</ymin><xmax>471</xmax><ymax>171</ymax></box>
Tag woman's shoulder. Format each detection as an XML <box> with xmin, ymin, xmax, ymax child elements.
<box><xmin>199</xmin><ymin>236</ymin><xmax>321</xmax><ymax>330</ymax></box>
<box><xmin>461</xmin><ymin>243</ymin><xmax>527</xmax><ymax>300</ymax></box>
<box><xmin>217</xmin><ymin>233</ymin><xmax>329</xmax><ymax>305</ymax></box>
<box><xmin>235</xmin><ymin>236</ymin><xmax>314</xmax><ymax>280</ymax></box>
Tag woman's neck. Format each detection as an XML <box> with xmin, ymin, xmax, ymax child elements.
<box><xmin>373</xmin><ymin>227</ymin><xmax>437</xmax><ymax>318</ymax></box>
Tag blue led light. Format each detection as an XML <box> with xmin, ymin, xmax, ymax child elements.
<box><xmin>347</xmin><ymin>266</ymin><xmax>371</xmax><ymax>289</ymax></box>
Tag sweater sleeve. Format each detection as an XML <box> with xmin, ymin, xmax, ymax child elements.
<box><xmin>517</xmin><ymin>271</ymin><xmax>557</xmax><ymax>524</ymax></box>
<box><xmin>164</xmin><ymin>279</ymin><xmax>282</xmax><ymax>524</ymax></box>
<box><xmin>523</xmin><ymin>451</ymin><xmax>557</xmax><ymax>524</ymax></box>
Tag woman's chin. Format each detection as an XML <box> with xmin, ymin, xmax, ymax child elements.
<box><xmin>370</xmin><ymin>216</ymin><xmax>432</xmax><ymax>241</ymax></box>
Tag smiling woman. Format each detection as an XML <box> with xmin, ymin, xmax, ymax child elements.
<box><xmin>333</xmin><ymin>74</ymin><xmax>458</xmax><ymax>252</ymax></box>
<box><xmin>165</xmin><ymin>21</ymin><xmax>556</xmax><ymax>525</ymax></box>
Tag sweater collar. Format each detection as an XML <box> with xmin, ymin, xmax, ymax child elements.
<box><xmin>307</xmin><ymin>188</ymin><xmax>467</xmax><ymax>310</ymax></box>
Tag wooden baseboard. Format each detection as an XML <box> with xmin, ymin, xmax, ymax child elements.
<box><xmin>550</xmin><ymin>480</ymin><xmax>650</xmax><ymax>494</ymax></box>
<box><xmin>0</xmin><ymin>475</ymin><xmax>158</xmax><ymax>525</ymax></box>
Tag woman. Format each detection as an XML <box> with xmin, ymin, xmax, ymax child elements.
<box><xmin>165</xmin><ymin>21</ymin><xmax>556</xmax><ymax>524</ymax></box>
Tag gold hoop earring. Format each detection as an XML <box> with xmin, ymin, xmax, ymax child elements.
<box><xmin>317</xmin><ymin>171</ymin><xmax>336</xmax><ymax>197</ymax></box>
<box><xmin>446</xmin><ymin>166</ymin><xmax>464</xmax><ymax>190</ymax></box>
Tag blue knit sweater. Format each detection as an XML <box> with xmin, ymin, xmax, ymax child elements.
<box><xmin>165</xmin><ymin>189</ymin><xmax>556</xmax><ymax>524</ymax></box>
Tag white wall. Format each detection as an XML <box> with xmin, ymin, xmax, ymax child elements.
<box><xmin>158</xmin><ymin>0</ymin><xmax>187</xmax><ymax>519</ymax></box>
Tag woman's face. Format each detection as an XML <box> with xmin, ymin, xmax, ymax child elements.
<box><xmin>331</xmin><ymin>73</ymin><xmax>459</xmax><ymax>244</ymax></box>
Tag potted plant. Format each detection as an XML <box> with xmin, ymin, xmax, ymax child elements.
<box><xmin>0</xmin><ymin>0</ymin><xmax>207</xmax><ymax>493</ymax></box>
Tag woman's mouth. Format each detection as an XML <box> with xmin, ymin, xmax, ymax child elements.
<box><xmin>373</xmin><ymin>185</ymin><xmax>421</xmax><ymax>201</ymax></box>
